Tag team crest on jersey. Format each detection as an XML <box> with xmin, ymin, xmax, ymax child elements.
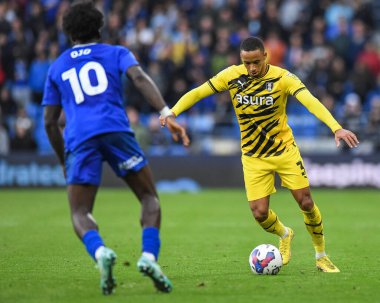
<box><xmin>265</xmin><ymin>82</ymin><xmax>274</xmax><ymax>92</ymax></box>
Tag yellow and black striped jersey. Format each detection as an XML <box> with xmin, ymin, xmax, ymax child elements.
<box><xmin>208</xmin><ymin>64</ymin><xmax>307</xmax><ymax>157</ymax></box>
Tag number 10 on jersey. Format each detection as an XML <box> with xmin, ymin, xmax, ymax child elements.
<box><xmin>61</xmin><ymin>61</ymin><xmax>108</xmax><ymax>104</ymax></box>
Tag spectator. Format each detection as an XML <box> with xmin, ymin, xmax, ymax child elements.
<box><xmin>326</xmin><ymin>56</ymin><xmax>348</xmax><ymax>101</ymax></box>
<box><xmin>260</xmin><ymin>0</ymin><xmax>286</xmax><ymax>40</ymax></box>
<box><xmin>29</xmin><ymin>42</ymin><xmax>50</xmax><ymax>105</ymax></box>
<box><xmin>357</xmin><ymin>40</ymin><xmax>380</xmax><ymax>78</ymax></box>
<box><xmin>10</xmin><ymin>107</ymin><xmax>36</xmax><ymax>152</ymax></box>
<box><xmin>171</xmin><ymin>17</ymin><xmax>197</xmax><ymax>67</ymax></box>
<box><xmin>365</xmin><ymin>96</ymin><xmax>380</xmax><ymax>151</ymax></box>
<box><xmin>126</xmin><ymin>106</ymin><xmax>150</xmax><ymax>152</ymax></box>
<box><xmin>347</xmin><ymin>19</ymin><xmax>367</xmax><ymax>66</ymax></box>
<box><xmin>340</xmin><ymin>93</ymin><xmax>367</xmax><ymax>143</ymax></box>
<box><xmin>0</xmin><ymin>110</ymin><xmax>9</xmax><ymax>156</ymax></box>
<box><xmin>264</xmin><ymin>30</ymin><xmax>287</xmax><ymax>67</ymax></box>
<box><xmin>349</xmin><ymin>61</ymin><xmax>375</xmax><ymax>101</ymax></box>
<box><xmin>284</xmin><ymin>33</ymin><xmax>304</xmax><ymax>71</ymax></box>
<box><xmin>0</xmin><ymin>86</ymin><xmax>17</xmax><ymax>121</ymax></box>
<box><xmin>325</xmin><ymin>0</ymin><xmax>354</xmax><ymax>40</ymax></box>
<box><xmin>26</xmin><ymin>1</ymin><xmax>45</xmax><ymax>41</ymax></box>
<box><xmin>330</xmin><ymin>17</ymin><xmax>351</xmax><ymax>62</ymax></box>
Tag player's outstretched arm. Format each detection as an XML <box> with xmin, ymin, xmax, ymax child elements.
<box><xmin>295</xmin><ymin>89</ymin><xmax>360</xmax><ymax>148</ymax></box>
<box><xmin>44</xmin><ymin>105</ymin><xmax>66</xmax><ymax>175</ymax></box>
<box><xmin>126</xmin><ymin>65</ymin><xmax>190</xmax><ymax>146</ymax></box>
<box><xmin>334</xmin><ymin>129</ymin><xmax>359</xmax><ymax>148</ymax></box>
<box><xmin>159</xmin><ymin>82</ymin><xmax>215</xmax><ymax>128</ymax></box>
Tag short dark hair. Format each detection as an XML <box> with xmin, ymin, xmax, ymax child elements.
<box><xmin>240</xmin><ymin>37</ymin><xmax>265</xmax><ymax>52</ymax></box>
<box><xmin>62</xmin><ymin>1</ymin><xmax>104</xmax><ymax>43</ymax></box>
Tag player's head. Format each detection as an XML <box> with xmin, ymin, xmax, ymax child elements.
<box><xmin>240</xmin><ymin>37</ymin><xmax>267</xmax><ymax>78</ymax></box>
<box><xmin>62</xmin><ymin>1</ymin><xmax>104</xmax><ymax>44</ymax></box>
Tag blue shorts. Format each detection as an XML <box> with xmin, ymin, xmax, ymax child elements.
<box><xmin>65</xmin><ymin>132</ymin><xmax>147</xmax><ymax>185</ymax></box>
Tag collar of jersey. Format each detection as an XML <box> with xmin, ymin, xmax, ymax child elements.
<box><xmin>251</xmin><ymin>64</ymin><xmax>270</xmax><ymax>80</ymax></box>
<box><xmin>72</xmin><ymin>43</ymin><xmax>98</xmax><ymax>48</ymax></box>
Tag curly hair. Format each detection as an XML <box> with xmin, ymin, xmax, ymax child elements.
<box><xmin>62</xmin><ymin>1</ymin><xmax>104</xmax><ymax>43</ymax></box>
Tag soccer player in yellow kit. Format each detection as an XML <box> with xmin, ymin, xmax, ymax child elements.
<box><xmin>160</xmin><ymin>37</ymin><xmax>359</xmax><ymax>272</ymax></box>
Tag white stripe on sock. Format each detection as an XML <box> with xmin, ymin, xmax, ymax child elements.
<box><xmin>316</xmin><ymin>252</ymin><xmax>327</xmax><ymax>259</ymax></box>
<box><xmin>142</xmin><ymin>252</ymin><xmax>156</xmax><ymax>261</ymax></box>
<box><xmin>280</xmin><ymin>227</ymin><xmax>289</xmax><ymax>239</ymax></box>
<box><xmin>95</xmin><ymin>246</ymin><xmax>105</xmax><ymax>261</ymax></box>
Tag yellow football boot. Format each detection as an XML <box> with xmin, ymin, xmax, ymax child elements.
<box><xmin>279</xmin><ymin>228</ymin><xmax>294</xmax><ymax>265</ymax></box>
<box><xmin>316</xmin><ymin>256</ymin><xmax>340</xmax><ymax>273</ymax></box>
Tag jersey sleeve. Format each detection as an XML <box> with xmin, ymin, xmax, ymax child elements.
<box><xmin>282</xmin><ymin>71</ymin><xmax>307</xmax><ymax>97</ymax></box>
<box><xmin>118</xmin><ymin>47</ymin><xmax>139</xmax><ymax>73</ymax></box>
<box><xmin>207</xmin><ymin>67</ymin><xmax>232</xmax><ymax>93</ymax></box>
<box><xmin>41</xmin><ymin>69</ymin><xmax>61</xmax><ymax>106</ymax></box>
<box><xmin>296</xmin><ymin>89</ymin><xmax>342</xmax><ymax>133</ymax></box>
<box><xmin>171</xmin><ymin>82</ymin><xmax>215</xmax><ymax>117</ymax></box>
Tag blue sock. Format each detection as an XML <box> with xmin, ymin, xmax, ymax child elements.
<box><xmin>142</xmin><ymin>227</ymin><xmax>161</xmax><ymax>261</ymax></box>
<box><xmin>82</xmin><ymin>230</ymin><xmax>104</xmax><ymax>261</ymax></box>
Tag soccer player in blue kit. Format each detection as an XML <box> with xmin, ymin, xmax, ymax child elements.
<box><xmin>42</xmin><ymin>2</ymin><xmax>189</xmax><ymax>295</ymax></box>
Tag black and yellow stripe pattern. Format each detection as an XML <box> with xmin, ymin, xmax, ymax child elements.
<box><xmin>208</xmin><ymin>64</ymin><xmax>306</xmax><ymax>157</ymax></box>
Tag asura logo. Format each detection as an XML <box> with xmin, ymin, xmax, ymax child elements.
<box><xmin>237</xmin><ymin>94</ymin><xmax>274</xmax><ymax>106</ymax></box>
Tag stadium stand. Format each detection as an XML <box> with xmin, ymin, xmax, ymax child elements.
<box><xmin>0</xmin><ymin>0</ymin><xmax>379</xmax><ymax>156</ymax></box>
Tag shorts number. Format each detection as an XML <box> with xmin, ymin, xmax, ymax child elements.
<box><xmin>61</xmin><ymin>61</ymin><xmax>108</xmax><ymax>104</ymax></box>
<box><xmin>296</xmin><ymin>161</ymin><xmax>307</xmax><ymax>178</ymax></box>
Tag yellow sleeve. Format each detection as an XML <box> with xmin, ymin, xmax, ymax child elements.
<box><xmin>282</xmin><ymin>70</ymin><xmax>307</xmax><ymax>96</ymax></box>
<box><xmin>171</xmin><ymin>82</ymin><xmax>215</xmax><ymax>117</ymax></box>
<box><xmin>171</xmin><ymin>67</ymin><xmax>232</xmax><ymax>116</ymax></box>
<box><xmin>281</xmin><ymin>70</ymin><xmax>341</xmax><ymax>133</ymax></box>
<box><xmin>296</xmin><ymin>89</ymin><xmax>342</xmax><ymax>133</ymax></box>
<box><xmin>207</xmin><ymin>67</ymin><xmax>230</xmax><ymax>92</ymax></box>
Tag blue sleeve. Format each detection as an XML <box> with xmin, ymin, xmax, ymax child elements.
<box><xmin>42</xmin><ymin>70</ymin><xmax>61</xmax><ymax>106</ymax></box>
<box><xmin>118</xmin><ymin>47</ymin><xmax>139</xmax><ymax>74</ymax></box>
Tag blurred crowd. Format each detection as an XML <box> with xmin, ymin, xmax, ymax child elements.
<box><xmin>0</xmin><ymin>0</ymin><xmax>380</xmax><ymax>157</ymax></box>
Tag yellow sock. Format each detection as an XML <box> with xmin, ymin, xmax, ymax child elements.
<box><xmin>257</xmin><ymin>209</ymin><xmax>286</xmax><ymax>237</ymax></box>
<box><xmin>303</xmin><ymin>204</ymin><xmax>325</xmax><ymax>254</ymax></box>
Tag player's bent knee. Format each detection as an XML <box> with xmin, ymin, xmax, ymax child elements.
<box><xmin>252</xmin><ymin>209</ymin><xmax>268</xmax><ymax>222</ymax></box>
<box><xmin>141</xmin><ymin>196</ymin><xmax>161</xmax><ymax>213</ymax></box>
<box><xmin>71</xmin><ymin>212</ymin><xmax>98</xmax><ymax>234</ymax></box>
<box><xmin>300</xmin><ymin>195</ymin><xmax>314</xmax><ymax>211</ymax></box>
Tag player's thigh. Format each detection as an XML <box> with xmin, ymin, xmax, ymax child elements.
<box><xmin>242</xmin><ymin>155</ymin><xmax>276</xmax><ymax>201</ymax></box>
<box><xmin>65</xmin><ymin>139</ymin><xmax>103</xmax><ymax>186</ymax></box>
<box><xmin>276</xmin><ymin>145</ymin><xmax>309</xmax><ymax>190</ymax></box>
<box><xmin>100</xmin><ymin>131</ymin><xmax>149</xmax><ymax>178</ymax></box>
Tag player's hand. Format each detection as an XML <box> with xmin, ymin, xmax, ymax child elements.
<box><xmin>160</xmin><ymin>115</ymin><xmax>190</xmax><ymax>146</ymax></box>
<box><xmin>159</xmin><ymin>112</ymin><xmax>173</xmax><ymax>127</ymax></box>
<box><xmin>335</xmin><ymin>128</ymin><xmax>359</xmax><ymax>148</ymax></box>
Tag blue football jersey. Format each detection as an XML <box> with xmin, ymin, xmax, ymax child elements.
<box><xmin>42</xmin><ymin>43</ymin><xmax>138</xmax><ymax>150</ymax></box>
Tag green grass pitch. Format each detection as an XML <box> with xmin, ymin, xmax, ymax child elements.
<box><xmin>0</xmin><ymin>188</ymin><xmax>379</xmax><ymax>303</ymax></box>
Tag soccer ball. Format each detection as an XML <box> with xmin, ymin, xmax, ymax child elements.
<box><xmin>249</xmin><ymin>244</ymin><xmax>283</xmax><ymax>275</ymax></box>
